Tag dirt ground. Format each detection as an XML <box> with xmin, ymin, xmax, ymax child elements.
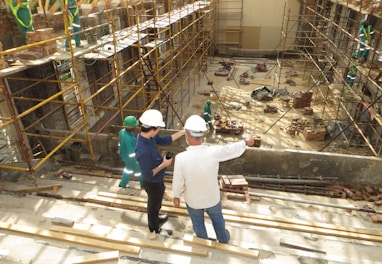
<box><xmin>186</xmin><ymin>57</ymin><xmax>374</xmax><ymax>156</ymax></box>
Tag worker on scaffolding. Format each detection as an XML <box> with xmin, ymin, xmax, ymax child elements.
<box><xmin>203</xmin><ymin>100</ymin><xmax>214</xmax><ymax>130</ymax></box>
<box><xmin>59</xmin><ymin>0</ymin><xmax>83</xmax><ymax>48</ymax></box>
<box><xmin>345</xmin><ymin>63</ymin><xmax>358</xmax><ymax>88</ymax></box>
<box><xmin>7</xmin><ymin>0</ymin><xmax>35</xmax><ymax>44</ymax></box>
<box><xmin>356</xmin><ymin>19</ymin><xmax>374</xmax><ymax>64</ymax></box>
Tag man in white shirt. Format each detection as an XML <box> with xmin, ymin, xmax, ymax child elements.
<box><xmin>172</xmin><ymin>115</ymin><xmax>255</xmax><ymax>243</ymax></box>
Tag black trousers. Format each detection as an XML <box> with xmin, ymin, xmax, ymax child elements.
<box><xmin>143</xmin><ymin>181</ymin><xmax>165</xmax><ymax>232</ymax></box>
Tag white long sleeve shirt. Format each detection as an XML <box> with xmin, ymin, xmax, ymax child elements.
<box><xmin>172</xmin><ymin>141</ymin><xmax>247</xmax><ymax>209</ymax></box>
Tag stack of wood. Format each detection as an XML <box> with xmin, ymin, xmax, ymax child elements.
<box><xmin>19</xmin><ymin>28</ymin><xmax>57</xmax><ymax>60</ymax></box>
<box><xmin>219</xmin><ymin>175</ymin><xmax>250</xmax><ymax>202</ymax></box>
<box><xmin>0</xmin><ymin>42</ymin><xmax>7</xmax><ymax>70</ymax></box>
<box><xmin>292</xmin><ymin>91</ymin><xmax>313</xmax><ymax>109</ymax></box>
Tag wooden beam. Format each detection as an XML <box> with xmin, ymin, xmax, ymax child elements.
<box><xmin>0</xmin><ymin>222</ymin><xmax>140</xmax><ymax>254</ymax></box>
<box><xmin>71</xmin><ymin>250</ymin><xmax>119</xmax><ymax>264</ymax></box>
<box><xmin>48</xmin><ymin>1</ymin><xmax>60</xmax><ymax>15</ymax></box>
<box><xmin>15</xmin><ymin>184</ymin><xmax>62</xmax><ymax>193</ymax></box>
<box><xmin>95</xmin><ymin>192</ymin><xmax>382</xmax><ymax>243</ymax></box>
<box><xmin>87</xmin><ymin>194</ymin><xmax>189</xmax><ymax>216</ymax></box>
<box><xmin>183</xmin><ymin>234</ymin><xmax>259</xmax><ymax>259</ymax></box>
<box><xmin>50</xmin><ymin>224</ymin><xmax>209</xmax><ymax>257</ymax></box>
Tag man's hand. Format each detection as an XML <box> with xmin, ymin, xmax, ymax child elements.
<box><xmin>173</xmin><ymin>197</ymin><xmax>180</xmax><ymax>207</ymax></box>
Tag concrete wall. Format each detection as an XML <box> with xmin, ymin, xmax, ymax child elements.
<box><xmin>57</xmin><ymin>130</ymin><xmax>382</xmax><ymax>187</ymax></box>
<box><xmin>241</xmin><ymin>0</ymin><xmax>300</xmax><ymax>51</ymax></box>
<box><xmin>2</xmin><ymin>128</ymin><xmax>381</xmax><ymax>187</ymax></box>
<box><xmin>217</xmin><ymin>0</ymin><xmax>301</xmax><ymax>54</ymax></box>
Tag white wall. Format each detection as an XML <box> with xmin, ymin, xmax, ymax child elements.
<box><xmin>242</xmin><ymin>0</ymin><xmax>300</xmax><ymax>50</ymax></box>
<box><xmin>217</xmin><ymin>0</ymin><xmax>301</xmax><ymax>53</ymax></box>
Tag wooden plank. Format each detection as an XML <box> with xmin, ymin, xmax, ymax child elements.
<box><xmin>15</xmin><ymin>184</ymin><xmax>62</xmax><ymax>193</ymax></box>
<box><xmin>48</xmin><ymin>1</ymin><xmax>60</xmax><ymax>15</ymax></box>
<box><xmin>50</xmin><ymin>224</ymin><xmax>209</xmax><ymax>257</ymax></box>
<box><xmin>96</xmin><ymin>192</ymin><xmax>382</xmax><ymax>240</ymax></box>
<box><xmin>52</xmin><ymin>217</ymin><xmax>74</xmax><ymax>226</ymax></box>
<box><xmin>221</xmin><ymin>176</ymin><xmax>231</xmax><ymax>187</ymax></box>
<box><xmin>222</xmin><ymin>213</ymin><xmax>382</xmax><ymax>243</ymax></box>
<box><xmin>183</xmin><ymin>234</ymin><xmax>259</xmax><ymax>259</ymax></box>
<box><xmin>87</xmin><ymin>194</ymin><xmax>189</xmax><ymax>216</ymax></box>
<box><xmin>71</xmin><ymin>251</ymin><xmax>119</xmax><ymax>264</ymax></box>
<box><xmin>279</xmin><ymin>238</ymin><xmax>326</xmax><ymax>254</ymax></box>
<box><xmin>0</xmin><ymin>222</ymin><xmax>140</xmax><ymax>254</ymax></box>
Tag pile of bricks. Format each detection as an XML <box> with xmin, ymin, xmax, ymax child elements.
<box><xmin>292</xmin><ymin>91</ymin><xmax>313</xmax><ymax>109</ymax></box>
<box><xmin>0</xmin><ymin>42</ymin><xmax>8</xmax><ymax>70</ymax></box>
<box><xmin>285</xmin><ymin>117</ymin><xmax>309</xmax><ymax>136</ymax></box>
<box><xmin>253</xmin><ymin>136</ymin><xmax>262</xmax><ymax>147</ymax></box>
<box><xmin>19</xmin><ymin>28</ymin><xmax>57</xmax><ymax>60</ymax></box>
<box><xmin>302</xmin><ymin>127</ymin><xmax>326</xmax><ymax>141</ymax></box>
<box><xmin>264</xmin><ymin>104</ymin><xmax>278</xmax><ymax>113</ymax></box>
<box><xmin>285</xmin><ymin>117</ymin><xmax>326</xmax><ymax>141</ymax></box>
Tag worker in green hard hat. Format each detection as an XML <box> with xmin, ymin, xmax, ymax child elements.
<box><xmin>7</xmin><ymin>0</ymin><xmax>35</xmax><ymax>44</ymax></box>
<box><xmin>203</xmin><ymin>100</ymin><xmax>214</xmax><ymax>129</ymax></box>
<box><xmin>118</xmin><ymin>116</ymin><xmax>142</xmax><ymax>188</ymax></box>
<box><xmin>357</xmin><ymin>18</ymin><xmax>374</xmax><ymax>64</ymax></box>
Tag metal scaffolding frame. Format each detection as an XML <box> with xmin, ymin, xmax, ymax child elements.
<box><xmin>0</xmin><ymin>0</ymin><xmax>215</xmax><ymax>180</ymax></box>
<box><xmin>274</xmin><ymin>0</ymin><xmax>382</xmax><ymax>156</ymax></box>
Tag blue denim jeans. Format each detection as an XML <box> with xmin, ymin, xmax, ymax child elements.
<box><xmin>186</xmin><ymin>201</ymin><xmax>229</xmax><ymax>243</ymax></box>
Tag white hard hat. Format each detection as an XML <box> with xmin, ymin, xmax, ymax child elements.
<box><xmin>184</xmin><ymin>115</ymin><xmax>207</xmax><ymax>137</ymax></box>
<box><xmin>139</xmin><ymin>109</ymin><xmax>165</xmax><ymax>127</ymax></box>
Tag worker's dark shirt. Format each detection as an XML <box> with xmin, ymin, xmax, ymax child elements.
<box><xmin>135</xmin><ymin>134</ymin><xmax>172</xmax><ymax>183</ymax></box>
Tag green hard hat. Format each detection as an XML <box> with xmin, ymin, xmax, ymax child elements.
<box><xmin>124</xmin><ymin>116</ymin><xmax>139</xmax><ymax>127</ymax></box>
<box><xmin>207</xmin><ymin>100</ymin><xmax>212</xmax><ymax>105</ymax></box>
<box><xmin>360</xmin><ymin>19</ymin><xmax>366</xmax><ymax>25</ymax></box>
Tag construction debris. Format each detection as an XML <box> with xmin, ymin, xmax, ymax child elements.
<box><xmin>215</xmin><ymin>61</ymin><xmax>232</xmax><ymax>77</ymax></box>
<box><xmin>292</xmin><ymin>91</ymin><xmax>313</xmax><ymax>108</ymax></box>
<box><xmin>239</xmin><ymin>71</ymin><xmax>250</xmax><ymax>85</ymax></box>
<box><xmin>215</xmin><ymin>119</ymin><xmax>244</xmax><ymax>135</ymax></box>
<box><xmin>256</xmin><ymin>62</ymin><xmax>268</xmax><ymax>72</ymax></box>
<box><xmin>264</xmin><ymin>104</ymin><xmax>278</xmax><ymax>113</ymax></box>
<box><xmin>285</xmin><ymin>117</ymin><xmax>326</xmax><ymax>141</ymax></box>
<box><xmin>251</xmin><ymin>86</ymin><xmax>273</xmax><ymax>101</ymax></box>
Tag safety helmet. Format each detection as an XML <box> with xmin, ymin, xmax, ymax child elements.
<box><xmin>124</xmin><ymin>116</ymin><xmax>139</xmax><ymax>127</ymax></box>
<box><xmin>207</xmin><ymin>100</ymin><xmax>212</xmax><ymax>105</ymax></box>
<box><xmin>360</xmin><ymin>19</ymin><xmax>366</xmax><ymax>25</ymax></box>
<box><xmin>184</xmin><ymin>115</ymin><xmax>207</xmax><ymax>137</ymax></box>
<box><xmin>139</xmin><ymin>109</ymin><xmax>165</xmax><ymax>127</ymax></box>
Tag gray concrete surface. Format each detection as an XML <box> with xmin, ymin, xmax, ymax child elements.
<box><xmin>0</xmin><ymin>170</ymin><xmax>382</xmax><ymax>264</ymax></box>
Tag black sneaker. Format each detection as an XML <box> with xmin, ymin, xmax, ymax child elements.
<box><xmin>158</xmin><ymin>214</ymin><xmax>168</xmax><ymax>224</ymax></box>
